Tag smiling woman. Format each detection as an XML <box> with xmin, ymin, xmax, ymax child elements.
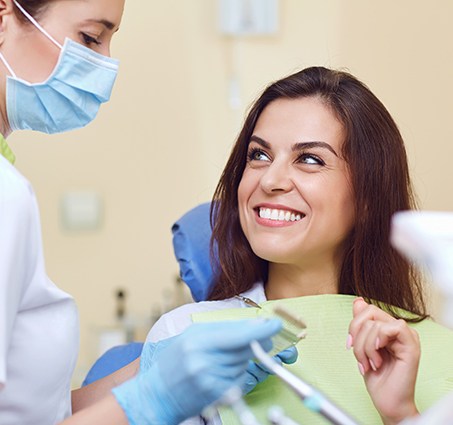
<box><xmin>237</xmin><ymin>96</ymin><xmax>355</xmax><ymax>296</ymax></box>
<box><xmin>209</xmin><ymin>67</ymin><xmax>424</xmax><ymax>313</ymax></box>
<box><xmin>145</xmin><ymin>66</ymin><xmax>439</xmax><ymax>425</ymax></box>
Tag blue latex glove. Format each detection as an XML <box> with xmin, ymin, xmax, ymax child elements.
<box><xmin>112</xmin><ymin>319</ymin><xmax>282</xmax><ymax>425</ymax></box>
<box><xmin>140</xmin><ymin>331</ymin><xmax>298</xmax><ymax>397</ymax></box>
<box><xmin>242</xmin><ymin>345</ymin><xmax>298</xmax><ymax>394</ymax></box>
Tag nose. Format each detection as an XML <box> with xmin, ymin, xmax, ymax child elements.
<box><xmin>260</xmin><ymin>160</ymin><xmax>294</xmax><ymax>194</ymax></box>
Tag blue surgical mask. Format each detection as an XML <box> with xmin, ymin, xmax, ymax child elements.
<box><xmin>0</xmin><ymin>0</ymin><xmax>119</xmax><ymax>134</ymax></box>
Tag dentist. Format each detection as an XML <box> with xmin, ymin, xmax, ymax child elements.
<box><xmin>0</xmin><ymin>1</ymin><xmax>291</xmax><ymax>424</ymax></box>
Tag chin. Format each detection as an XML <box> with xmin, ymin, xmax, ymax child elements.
<box><xmin>250</xmin><ymin>247</ymin><xmax>294</xmax><ymax>264</ymax></box>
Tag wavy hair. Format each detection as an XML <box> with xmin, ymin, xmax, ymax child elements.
<box><xmin>209</xmin><ymin>66</ymin><xmax>427</xmax><ymax>320</ymax></box>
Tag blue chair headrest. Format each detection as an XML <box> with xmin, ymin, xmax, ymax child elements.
<box><xmin>171</xmin><ymin>202</ymin><xmax>215</xmax><ymax>302</ymax></box>
<box><xmin>82</xmin><ymin>342</ymin><xmax>144</xmax><ymax>386</ymax></box>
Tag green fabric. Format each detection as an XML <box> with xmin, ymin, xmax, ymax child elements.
<box><xmin>192</xmin><ymin>294</ymin><xmax>453</xmax><ymax>424</ymax></box>
<box><xmin>0</xmin><ymin>133</ymin><xmax>15</xmax><ymax>164</ymax></box>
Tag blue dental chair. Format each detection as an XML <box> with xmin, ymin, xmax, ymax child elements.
<box><xmin>82</xmin><ymin>202</ymin><xmax>213</xmax><ymax>386</ymax></box>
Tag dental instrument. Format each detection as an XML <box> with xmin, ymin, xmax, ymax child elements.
<box><xmin>268</xmin><ymin>304</ymin><xmax>307</xmax><ymax>357</ymax></box>
<box><xmin>268</xmin><ymin>406</ymin><xmax>302</xmax><ymax>425</ymax></box>
<box><xmin>236</xmin><ymin>297</ymin><xmax>307</xmax><ymax>357</ymax></box>
<box><xmin>250</xmin><ymin>340</ymin><xmax>360</xmax><ymax>425</ymax></box>
<box><xmin>219</xmin><ymin>387</ymin><xmax>262</xmax><ymax>425</ymax></box>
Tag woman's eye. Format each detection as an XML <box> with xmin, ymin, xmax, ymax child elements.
<box><xmin>298</xmin><ymin>154</ymin><xmax>325</xmax><ymax>166</ymax></box>
<box><xmin>248</xmin><ymin>148</ymin><xmax>270</xmax><ymax>162</ymax></box>
<box><xmin>80</xmin><ymin>32</ymin><xmax>101</xmax><ymax>46</ymax></box>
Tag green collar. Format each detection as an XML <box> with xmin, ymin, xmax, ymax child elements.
<box><xmin>0</xmin><ymin>133</ymin><xmax>16</xmax><ymax>164</ymax></box>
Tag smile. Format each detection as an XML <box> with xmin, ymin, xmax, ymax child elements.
<box><xmin>258</xmin><ymin>207</ymin><xmax>304</xmax><ymax>222</ymax></box>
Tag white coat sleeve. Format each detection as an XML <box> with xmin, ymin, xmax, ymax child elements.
<box><xmin>0</xmin><ymin>163</ymin><xmax>36</xmax><ymax>389</ymax></box>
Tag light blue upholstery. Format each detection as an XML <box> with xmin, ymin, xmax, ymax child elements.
<box><xmin>171</xmin><ymin>202</ymin><xmax>214</xmax><ymax>302</ymax></box>
<box><xmin>82</xmin><ymin>342</ymin><xmax>144</xmax><ymax>386</ymax></box>
<box><xmin>82</xmin><ymin>202</ymin><xmax>214</xmax><ymax>386</ymax></box>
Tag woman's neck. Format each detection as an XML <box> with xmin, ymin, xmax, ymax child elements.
<box><xmin>265</xmin><ymin>261</ymin><xmax>340</xmax><ymax>300</ymax></box>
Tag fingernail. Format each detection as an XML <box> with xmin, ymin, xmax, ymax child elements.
<box><xmin>357</xmin><ymin>362</ymin><xmax>365</xmax><ymax>376</ymax></box>
<box><xmin>369</xmin><ymin>359</ymin><xmax>377</xmax><ymax>372</ymax></box>
<box><xmin>354</xmin><ymin>297</ymin><xmax>364</xmax><ymax>304</ymax></box>
<box><xmin>346</xmin><ymin>334</ymin><xmax>353</xmax><ymax>350</ymax></box>
<box><xmin>375</xmin><ymin>337</ymin><xmax>380</xmax><ymax>351</ymax></box>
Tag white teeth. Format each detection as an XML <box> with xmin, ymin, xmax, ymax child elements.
<box><xmin>259</xmin><ymin>208</ymin><xmax>303</xmax><ymax>222</ymax></box>
<box><xmin>259</xmin><ymin>208</ymin><xmax>271</xmax><ymax>219</ymax></box>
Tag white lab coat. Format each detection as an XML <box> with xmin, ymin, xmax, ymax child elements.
<box><xmin>0</xmin><ymin>154</ymin><xmax>79</xmax><ymax>425</ymax></box>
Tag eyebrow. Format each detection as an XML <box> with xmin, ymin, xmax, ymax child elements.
<box><xmin>85</xmin><ymin>19</ymin><xmax>117</xmax><ymax>31</ymax></box>
<box><xmin>249</xmin><ymin>135</ymin><xmax>339</xmax><ymax>157</ymax></box>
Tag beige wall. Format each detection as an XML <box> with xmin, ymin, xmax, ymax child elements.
<box><xmin>7</xmin><ymin>1</ymin><xmax>453</xmax><ymax>381</ymax></box>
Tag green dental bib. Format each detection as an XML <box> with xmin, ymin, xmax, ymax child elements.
<box><xmin>192</xmin><ymin>295</ymin><xmax>453</xmax><ymax>424</ymax></box>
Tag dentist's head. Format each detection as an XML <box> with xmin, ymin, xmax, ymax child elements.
<box><xmin>0</xmin><ymin>0</ymin><xmax>125</xmax><ymax>136</ymax></box>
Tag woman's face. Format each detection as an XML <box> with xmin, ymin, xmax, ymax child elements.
<box><xmin>238</xmin><ymin>96</ymin><xmax>355</xmax><ymax>269</ymax></box>
<box><xmin>1</xmin><ymin>0</ymin><xmax>124</xmax><ymax>83</ymax></box>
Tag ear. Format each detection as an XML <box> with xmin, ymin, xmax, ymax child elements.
<box><xmin>0</xmin><ymin>0</ymin><xmax>15</xmax><ymax>47</ymax></box>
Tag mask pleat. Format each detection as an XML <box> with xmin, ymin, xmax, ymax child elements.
<box><xmin>6</xmin><ymin>38</ymin><xmax>119</xmax><ymax>134</ymax></box>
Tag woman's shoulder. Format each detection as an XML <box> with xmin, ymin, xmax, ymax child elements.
<box><xmin>146</xmin><ymin>282</ymin><xmax>266</xmax><ymax>342</ymax></box>
<box><xmin>145</xmin><ymin>298</ymin><xmax>244</xmax><ymax>343</ymax></box>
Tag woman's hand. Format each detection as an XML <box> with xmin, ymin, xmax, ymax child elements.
<box><xmin>347</xmin><ymin>298</ymin><xmax>420</xmax><ymax>425</ymax></box>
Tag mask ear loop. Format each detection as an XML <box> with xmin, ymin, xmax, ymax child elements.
<box><xmin>13</xmin><ymin>0</ymin><xmax>62</xmax><ymax>49</ymax></box>
<box><xmin>0</xmin><ymin>52</ymin><xmax>16</xmax><ymax>78</ymax></box>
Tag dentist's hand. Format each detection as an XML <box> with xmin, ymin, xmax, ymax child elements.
<box><xmin>140</xmin><ymin>329</ymin><xmax>297</xmax><ymax>397</ymax></box>
<box><xmin>112</xmin><ymin>319</ymin><xmax>282</xmax><ymax>425</ymax></box>
<box><xmin>347</xmin><ymin>298</ymin><xmax>420</xmax><ymax>425</ymax></box>
<box><xmin>241</xmin><ymin>346</ymin><xmax>298</xmax><ymax>394</ymax></box>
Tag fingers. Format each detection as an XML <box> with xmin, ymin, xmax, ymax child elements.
<box><xmin>348</xmin><ymin>298</ymin><xmax>393</xmax><ymax>350</ymax></box>
<box><xmin>348</xmin><ymin>298</ymin><xmax>391</xmax><ymax>372</ymax></box>
<box><xmin>348</xmin><ymin>298</ymin><xmax>420</xmax><ymax>374</ymax></box>
<box><xmin>352</xmin><ymin>296</ymin><xmax>369</xmax><ymax>317</ymax></box>
<box><xmin>164</xmin><ymin>319</ymin><xmax>283</xmax><ymax>384</ymax></box>
<box><xmin>246</xmin><ymin>360</ymin><xmax>271</xmax><ymax>382</ymax></box>
<box><xmin>275</xmin><ymin>346</ymin><xmax>298</xmax><ymax>364</ymax></box>
<box><xmin>349</xmin><ymin>298</ymin><xmax>394</xmax><ymax>337</ymax></box>
<box><xmin>234</xmin><ymin>319</ymin><xmax>283</xmax><ymax>347</ymax></box>
<box><xmin>196</xmin><ymin>319</ymin><xmax>282</xmax><ymax>352</ymax></box>
<box><xmin>350</xmin><ymin>319</ymin><xmax>390</xmax><ymax>373</ymax></box>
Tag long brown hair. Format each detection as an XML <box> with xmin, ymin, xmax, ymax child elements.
<box><xmin>209</xmin><ymin>66</ymin><xmax>427</xmax><ymax>319</ymax></box>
